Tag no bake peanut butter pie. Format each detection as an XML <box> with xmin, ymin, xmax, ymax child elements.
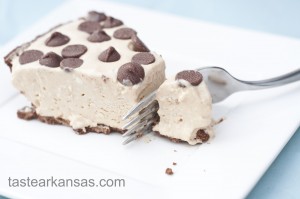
<box><xmin>4</xmin><ymin>11</ymin><xmax>214</xmax><ymax>144</ymax></box>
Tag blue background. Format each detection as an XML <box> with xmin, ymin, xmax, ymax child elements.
<box><xmin>0</xmin><ymin>0</ymin><xmax>299</xmax><ymax>198</ymax></box>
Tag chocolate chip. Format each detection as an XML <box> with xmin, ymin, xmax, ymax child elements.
<box><xmin>175</xmin><ymin>70</ymin><xmax>203</xmax><ymax>86</ymax></box>
<box><xmin>19</xmin><ymin>50</ymin><xmax>43</xmax><ymax>65</ymax></box>
<box><xmin>88</xmin><ymin>30</ymin><xmax>111</xmax><ymax>42</ymax></box>
<box><xmin>78</xmin><ymin>21</ymin><xmax>101</xmax><ymax>34</ymax></box>
<box><xmin>45</xmin><ymin>32</ymin><xmax>70</xmax><ymax>47</ymax></box>
<box><xmin>87</xmin><ymin>11</ymin><xmax>107</xmax><ymax>22</ymax></box>
<box><xmin>103</xmin><ymin>17</ymin><xmax>123</xmax><ymax>28</ymax></box>
<box><xmin>39</xmin><ymin>52</ymin><xmax>62</xmax><ymax>68</ymax></box>
<box><xmin>196</xmin><ymin>129</ymin><xmax>209</xmax><ymax>142</ymax></box>
<box><xmin>117</xmin><ymin>62</ymin><xmax>145</xmax><ymax>86</ymax></box>
<box><xmin>99</xmin><ymin>47</ymin><xmax>120</xmax><ymax>62</ymax></box>
<box><xmin>131</xmin><ymin>34</ymin><xmax>149</xmax><ymax>52</ymax></box>
<box><xmin>132</xmin><ymin>52</ymin><xmax>155</xmax><ymax>65</ymax></box>
<box><xmin>113</xmin><ymin>28</ymin><xmax>136</xmax><ymax>39</ymax></box>
<box><xmin>62</xmin><ymin>45</ymin><xmax>87</xmax><ymax>58</ymax></box>
<box><xmin>60</xmin><ymin>58</ymin><xmax>83</xmax><ymax>71</ymax></box>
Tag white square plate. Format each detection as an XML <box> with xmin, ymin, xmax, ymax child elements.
<box><xmin>1</xmin><ymin>0</ymin><xmax>300</xmax><ymax>198</ymax></box>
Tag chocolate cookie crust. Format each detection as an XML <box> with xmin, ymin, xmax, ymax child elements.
<box><xmin>17</xmin><ymin>106</ymin><xmax>124</xmax><ymax>135</ymax></box>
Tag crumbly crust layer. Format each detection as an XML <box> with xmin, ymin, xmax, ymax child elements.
<box><xmin>154</xmin><ymin>131</ymin><xmax>209</xmax><ymax>143</ymax></box>
<box><xmin>17</xmin><ymin>106</ymin><xmax>203</xmax><ymax>143</ymax></box>
<box><xmin>17</xmin><ymin>106</ymin><xmax>124</xmax><ymax>135</ymax></box>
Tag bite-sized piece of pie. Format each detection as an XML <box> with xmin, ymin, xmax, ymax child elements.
<box><xmin>4</xmin><ymin>11</ymin><xmax>166</xmax><ymax>134</ymax></box>
<box><xmin>153</xmin><ymin>70</ymin><xmax>214</xmax><ymax>145</ymax></box>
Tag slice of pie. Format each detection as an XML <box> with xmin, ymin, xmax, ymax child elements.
<box><xmin>4</xmin><ymin>11</ymin><xmax>166</xmax><ymax>134</ymax></box>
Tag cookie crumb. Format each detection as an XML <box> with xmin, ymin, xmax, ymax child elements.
<box><xmin>165</xmin><ymin>168</ymin><xmax>173</xmax><ymax>175</ymax></box>
<box><xmin>173</xmin><ymin>162</ymin><xmax>177</xmax><ymax>166</ymax></box>
<box><xmin>17</xmin><ymin>106</ymin><xmax>37</xmax><ymax>120</ymax></box>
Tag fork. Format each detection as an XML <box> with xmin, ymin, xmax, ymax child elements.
<box><xmin>122</xmin><ymin>66</ymin><xmax>300</xmax><ymax>145</ymax></box>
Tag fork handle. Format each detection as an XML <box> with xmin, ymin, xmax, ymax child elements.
<box><xmin>239</xmin><ymin>68</ymin><xmax>300</xmax><ymax>90</ymax></box>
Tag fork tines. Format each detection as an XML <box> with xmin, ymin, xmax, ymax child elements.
<box><xmin>122</xmin><ymin>91</ymin><xmax>158</xmax><ymax>145</ymax></box>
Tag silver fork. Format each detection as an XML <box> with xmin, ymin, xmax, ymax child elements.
<box><xmin>122</xmin><ymin>66</ymin><xmax>300</xmax><ymax>145</ymax></box>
